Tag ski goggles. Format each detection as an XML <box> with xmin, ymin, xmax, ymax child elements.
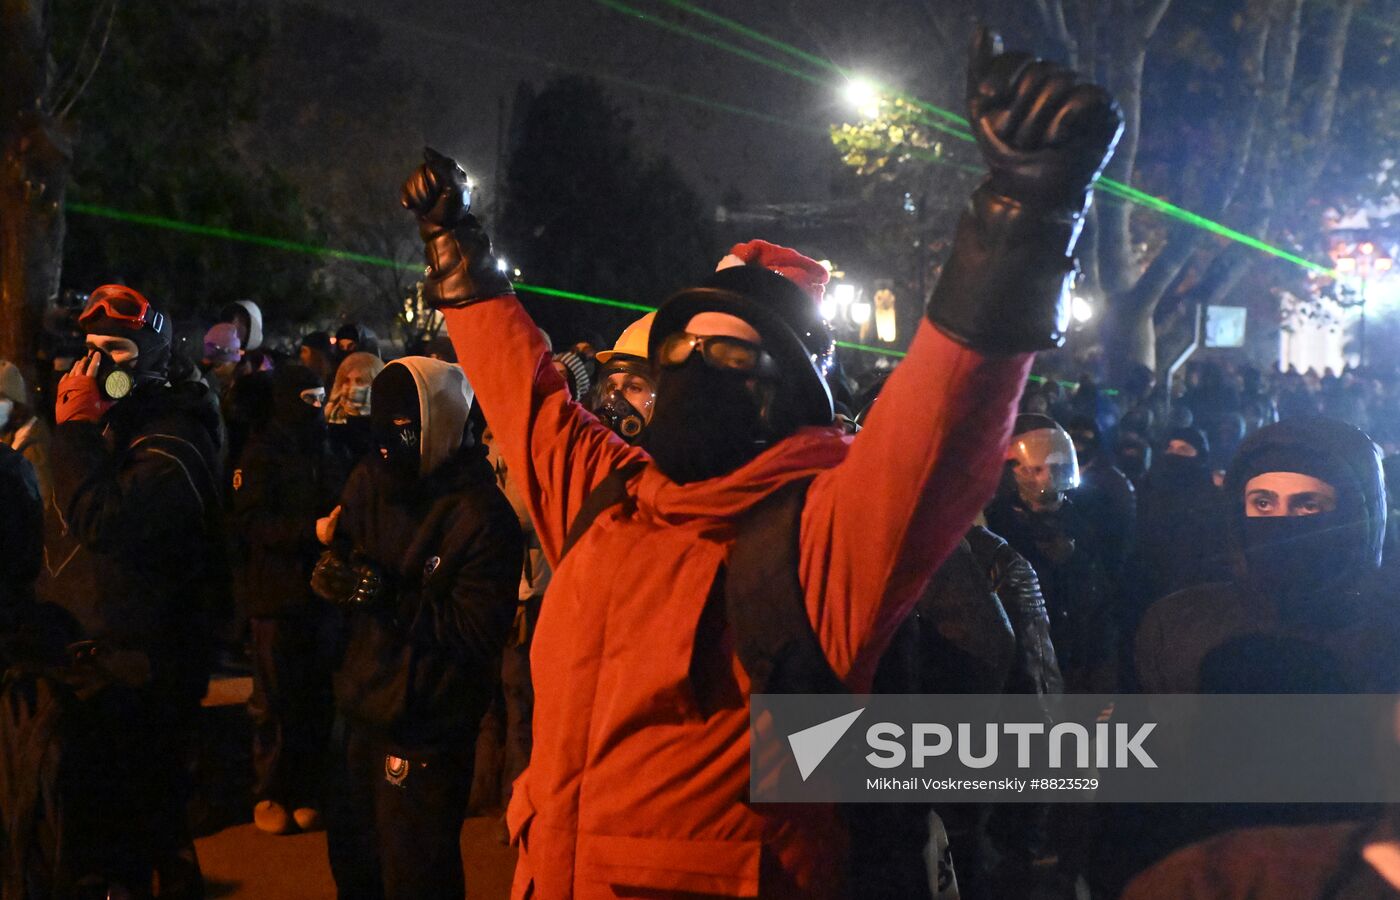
<box><xmin>79</xmin><ymin>285</ymin><xmax>163</xmax><ymax>333</ymax></box>
<box><xmin>657</xmin><ymin>332</ymin><xmax>777</xmax><ymax>376</ymax></box>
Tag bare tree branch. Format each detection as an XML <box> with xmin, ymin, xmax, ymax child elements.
<box><xmin>53</xmin><ymin>0</ymin><xmax>119</xmax><ymax>120</ymax></box>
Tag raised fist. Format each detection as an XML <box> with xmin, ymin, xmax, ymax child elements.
<box><xmin>400</xmin><ymin>147</ymin><xmax>472</xmax><ymax>229</ymax></box>
<box><xmin>967</xmin><ymin>27</ymin><xmax>1123</xmax><ymax>211</ymax></box>
<box><xmin>401</xmin><ymin>146</ymin><xmax>513</xmax><ymax>309</ymax></box>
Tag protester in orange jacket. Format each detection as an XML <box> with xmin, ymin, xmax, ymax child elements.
<box><xmin>400</xmin><ymin>29</ymin><xmax>1121</xmax><ymax>900</ymax></box>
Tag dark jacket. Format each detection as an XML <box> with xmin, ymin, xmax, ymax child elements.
<box><xmin>38</xmin><ymin>381</ymin><xmax>226</xmax><ymax>708</ymax></box>
<box><xmin>231</xmin><ymin>422</ymin><xmax>337</xmax><ymax>619</ymax></box>
<box><xmin>1122</xmin><ymin>821</ymin><xmax>1396</xmax><ymax>900</ymax></box>
<box><xmin>986</xmin><ymin>492</ymin><xmax>1113</xmax><ymax>690</ymax></box>
<box><xmin>331</xmin><ymin>447</ymin><xmax>522</xmax><ymax>750</ymax></box>
<box><xmin>0</xmin><ymin>444</ymin><xmax>42</xmax><ymax>613</ymax></box>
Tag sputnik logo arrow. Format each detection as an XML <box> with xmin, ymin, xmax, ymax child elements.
<box><xmin>787</xmin><ymin>708</ymin><xmax>865</xmax><ymax>781</ymax></box>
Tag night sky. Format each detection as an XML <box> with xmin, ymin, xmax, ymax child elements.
<box><xmin>312</xmin><ymin>0</ymin><xmax>966</xmax><ymax>209</ymax></box>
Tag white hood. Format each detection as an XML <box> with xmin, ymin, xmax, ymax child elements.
<box><xmin>235</xmin><ymin>299</ymin><xmax>264</xmax><ymax>350</ymax></box>
<box><xmin>386</xmin><ymin>356</ymin><xmax>475</xmax><ymax>476</ymax></box>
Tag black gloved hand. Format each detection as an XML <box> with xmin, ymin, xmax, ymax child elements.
<box><xmin>927</xmin><ymin>28</ymin><xmax>1123</xmax><ymax>354</ymax></box>
<box><xmin>401</xmin><ymin>147</ymin><xmax>514</xmax><ymax>308</ymax></box>
<box><xmin>967</xmin><ymin>28</ymin><xmax>1122</xmax><ymax>213</ymax></box>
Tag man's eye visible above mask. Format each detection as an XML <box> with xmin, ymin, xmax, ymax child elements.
<box><xmin>1290</xmin><ymin>493</ymin><xmax>1335</xmax><ymax>516</ymax></box>
<box><xmin>1246</xmin><ymin>491</ymin><xmax>1277</xmax><ymax>515</ymax></box>
<box><xmin>392</xmin><ymin>416</ymin><xmax>414</xmax><ymax>427</ymax></box>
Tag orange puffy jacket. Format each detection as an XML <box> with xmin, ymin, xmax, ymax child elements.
<box><xmin>442</xmin><ymin>297</ymin><xmax>1031</xmax><ymax>899</ymax></box>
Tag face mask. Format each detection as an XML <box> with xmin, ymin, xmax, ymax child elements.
<box><xmin>1154</xmin><ymin>454</ymin><xmax>1208</xmax><ymax>486</ymax></box>
<box><xmin>596</xmin><ymin>389</ymin><xmax>647</xmax><ymax>444</ymax></box>
<box><xmin>1241</xmin><ymin>514</ymin><xmax>1356</xmax><ymax>624</ymax></box>
<box><xmin>346</xmin><ymin>385</ymin><xmax>372</xmax><ymax>416</ymax></box>
<box><xmin>375</xmin><ymin>417</ymin><xmax>421</xmax><ymax>481</ymax></box>
<box><xmin>644</xmin><ymin>357</ymin><xmax>767</xmax><ymax>484</ymax></box>
<box><xmin>1116</xmin><ymin>441</ymin><xmax>1151</xmax><ymax>479</ymax></box>
<box><xmin>0</xmin><ymin>398</ymin><xmax>12</xmax><ymax>432</ymax></box>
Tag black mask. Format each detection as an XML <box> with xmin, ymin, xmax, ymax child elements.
<box><xmin>1116</xmin><ymin>440</ymin><xmax>1151</xmax><ymax>480</ymax></box>
<box><xmin>1241</xmin><ymin>514</ymin><xmax>1357</xmax><ymax>625</ymax></box>
<box><xmin>644</xmin><ymin>356</ymin><xmax>767</xmax><ymax>484</ymax></box>
<box><xmin>596</xmin><ymin>389</ymin><xmax>648</xmax><ymax>444</ymax></box>
<box><xmin>1154</xmin><ymin>454</ymin><xmax>1208</xmax><ymax>488</ymax></box>
<box><xmin>370</xmin><ymin>365</ymin><xmax>423</xmax><ymax>483</ymax></box>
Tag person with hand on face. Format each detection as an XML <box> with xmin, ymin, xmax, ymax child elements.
<box><xmin>319</xmin><ymin>357</ymin><xmax>522</xmax><ymax>900</ymax></box>
<box><xmin>399</xmin><ymin>24</ymin><xmax>1120</xmax><ymax>899</ymax></box>
<box><xmin>41</xmin><ymin>284</ymin><xmax>226</xmax><ymax>899</ymax></box>
<box><xmin>231</xmin><ymin>365</ymin><xmax>338</xmax><ymax>837</ymax></box>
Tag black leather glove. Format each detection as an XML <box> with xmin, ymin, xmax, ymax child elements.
<box><xmin>400</xmin><ymin>147</ymin><xmax>514</xmax><ymax>308</ymax></box>
<box><xmin>311</xmin><ymin>550</ymin><xmax>387</xmax><ymax>608</ymax></box>
<box><xmin>927</xmin><ymin>28</ymin><xmax>1123</xmax><ymax>354</ymax></box>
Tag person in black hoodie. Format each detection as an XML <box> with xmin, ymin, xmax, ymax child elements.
<box><xmin>1137</xmin><ymin>417</ymin><xmax>1396</xmax><ymax>695</ymax></box>
<box><xmin>41</xmin><ymin>284</ymin><xmax>225</xmax><ymax>899</ymax></box>
<box><xmin>1129</xmin><ymin>427</ymin><xmax>1230</xmax><ymax>630</ymax></box>
<box><xmin>232</xmin><ymin>364</ymin><xmax>337</xmax><ymax>836</ymax></box>
<box><xmin>318</xmin><ymin>356</ymin><xmax>522</xmax><ymax>900</ymax></box>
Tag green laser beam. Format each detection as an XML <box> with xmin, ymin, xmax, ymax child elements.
<box><xmin>612</xmin><ymin>0</ymin><xmax>1337</xmax><ymax>277</ymax></box>
<box><xmin>65</xmin><ymin>201</ymin><xmax>915</xmax><ymax>358</ymax></box>
<box><xmin>591</xmin><ymin>0</ymin><xmax>828</xmax><ymax>87</ymax></box>
<box><xmin>370</xmin><ymin>15</ymin><xmax>824</xmax><ymax>135</ymax></box>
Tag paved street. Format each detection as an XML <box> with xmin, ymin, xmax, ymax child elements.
<box><xmin>196</xmin><ymin>676</ymin><xmax>517</xmax><ymax>898</ymax></box>
<box><xmin>195</xmin><ymin>816</ymin><xmax>517</xmax><ymax>899</ymax></box>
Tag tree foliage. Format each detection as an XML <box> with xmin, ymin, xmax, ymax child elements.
<box><xmin>826</xmin><ymin>0</ymin><xmax>1400</xmax><ymax>376</ymax></box>
<box><xmin>498</xmin><ymin>77</ymin><xmax>716</xmax><ymax>343</ymax></box>
<box><xmin>58</xmin><ymin>0</ymin><xmax>333</xmax><ymax>330</ymax></box>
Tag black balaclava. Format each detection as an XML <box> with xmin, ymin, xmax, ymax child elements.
<box><xmin>1154</xmin><ymin>426</ymin><xmax>1212</xmax><ymax>488</ymax></box>
<box><xmin>644</xmin><ymin>355</ymin><xmax>769</xmax><ymax>484</ymax></box>
<box><xmin>1237</xmin><ymin>443</ymin><xmax>1361</xmax><ymax>623</ymax></box>
<box><xmin>1226</xmin><ymin>421</ymin><xmax>1385</xmax><ymax>628</ymax></box>
<box><xmin>370</xmin><ymin>364</ymin><xmax>422</xmax><ymax>484</ymax></box>
<box><xmin>1116</xmin><ymin>434</ymin><xmax>1151</xmax><ymax>481</ymax></box>
<box><xmin>271</xmin><ymin>364</ymin><xmax>325</xmax><ymax>446</ymax></box>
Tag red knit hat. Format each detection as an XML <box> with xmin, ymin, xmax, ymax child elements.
<box><xmin>716</xmin><ymin>240</ymin><xmax>829</xmax><ymax>302</ymax></box>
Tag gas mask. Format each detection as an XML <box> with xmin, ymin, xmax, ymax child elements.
<box><xmin>94</xmin><ymin>351</ymin><xmax>142</xmax><ymax>401</ymax></box>
<box><xmin>596</xmin><ymin>389</ymin><xmax>648</xmax><ymax>443</ymax></box>
<box><xmin>1007</xmin><ymin>425</ymin><xmax>1080</xmax><ymax>511</ymax></box>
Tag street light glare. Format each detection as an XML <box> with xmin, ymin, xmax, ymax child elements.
<box><xmin>843</xmin><ymin>77</ymin><xmax>881</xmax><ymax>118</ymax></box>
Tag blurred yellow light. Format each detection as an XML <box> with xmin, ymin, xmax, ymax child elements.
<box><xmin>1336</xmin><ymin>257</ymin><xmax>1357</xmax><ymax>272</ymax></box>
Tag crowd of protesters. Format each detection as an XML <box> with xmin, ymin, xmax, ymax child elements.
<box><xmin>4</xmin><ymin>26</ymin><xmax>1400</xmax><ymax>900</ymax></box>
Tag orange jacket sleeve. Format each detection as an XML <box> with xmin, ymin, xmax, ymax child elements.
<box><xmin>800</xmin><ymin>320</ymin><xmax>1032</xmax><ymax>687</ymax></box>
<box><xmin>441</xmin><ymin>297</ymin><xmax>645</xmax><ymax>566</ymax></box>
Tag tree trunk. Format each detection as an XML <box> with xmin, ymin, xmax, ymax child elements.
<box><xmin>0</xmin><ymin>0</ymin><xmax>68</xmax><ymax>381</ymax></box>
<box><xmin>0</xmin><ymin>116</ymin><xmax>70</xmax><ymax>378</ymax></box>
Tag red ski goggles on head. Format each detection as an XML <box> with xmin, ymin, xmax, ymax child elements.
<box><xmin>79</xmin><ymin>285</ymin><xmax>159</xmax><ymax>331</ymax></box>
